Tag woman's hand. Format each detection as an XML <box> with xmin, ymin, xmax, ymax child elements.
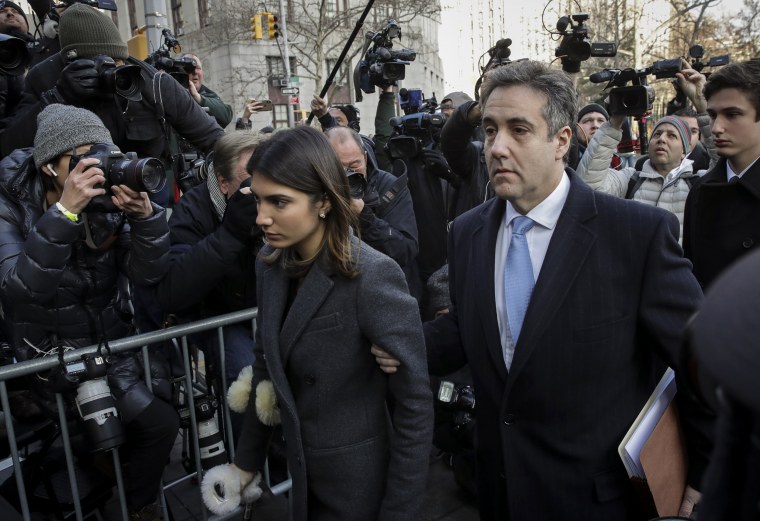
<box><xmin>57</xmin><ymin>157</ymin><xmax>106</xmax><ymax>214</ymax></box>
<box><xmin>111</xmin><ymin>185</ymin><xmax>153</xmax><ymax>219</ymax></box>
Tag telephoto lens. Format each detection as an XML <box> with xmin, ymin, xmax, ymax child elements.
<box><xmin>197</xmin><ymin>416</ymin><xmax>228</xmax><ymax>470</ymax></box>
<box><xmin>75</xmin><ymin>378</ymin><xmax>126</xmax><ymax>452</ymax></box>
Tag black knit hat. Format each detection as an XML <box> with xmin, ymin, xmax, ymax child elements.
<box><xmin>577</xmin><ymin>103</ymin><xmax>609</xmax><ymax>122</ymax></box>
<box><xmin>59</xmin><ymin>3</ymin><xmax>128</xmax><ymax>60</ymax></box>
<box><xmin>0</xmin><ymin>1</ymin><xmax>28</xmax><ymax>27</ymax></box>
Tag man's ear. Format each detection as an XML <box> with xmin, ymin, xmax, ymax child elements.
<box><xmin>218</xmin><ymin>175</ymin><xmax>229</xmax><ymax>196</ymax></box>
<box><xmin>555</xmin><ymin>126</ymin><xmax>573</xmax><ymax>160</ymax></box>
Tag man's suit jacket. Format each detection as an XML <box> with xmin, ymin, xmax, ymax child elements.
<box><xmin>235</xmin><ymin>238</ymin><xmax>433</xmax><ymax>521</ymax></box>
<box><xmin>425</xmin><ymin>170</ymin><xmax>707</xmax><ymax>521</ymax></box>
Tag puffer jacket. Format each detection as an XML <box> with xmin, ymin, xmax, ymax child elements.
<box><xmin>576</xmin><ymin>121</ymin><xmax>712</xmax><ymax>241</ymax></box>
<box><xmin>0</xmin><ymin>148</ymin><xmax>171</xmax><ymax>421</ymax></box>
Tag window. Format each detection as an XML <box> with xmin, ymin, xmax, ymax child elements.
<box><xmin>170</xmin><ymin>0</ymin><xmax>184</xmax><ymax>35</ymax></box>
<box><xmin>273</xmin><ymin>104</ymin><xmax>289</xmax><ymax>128</ymax></box>
<box><xmin>373</xmin><ymin>5</ymin><xmax>394</xmax><ymax>24</ymax></box>
<box><xmin>325</xmin><ymin>0</ymin><xmax>348</xmax><ymax>19</ymax></box>
<box><xmin>266</xmin><ymin>56</ymin><xmax>297</xmax><ymax>78</ymax></box>
<box><xmin>198</xmin><ymin>0</ymin><xmax>209</xmax><ymax>27</ymax></box>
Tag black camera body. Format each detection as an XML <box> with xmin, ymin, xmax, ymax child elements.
<box><xmin>145</xmin><ymin>29</ymin><xmax>196</xmax><ymax>88</ymax></box>
<box><xmin>437</xmin><ymin>380</ymin><xmax>476</xmax><ymax>430</ymax></box>
<box><xmin>666</xmin><ymin>45</ymin><xmax>730</xmax><ymax>114</ymax></box>
<box><xmin>387</xmin><ymin>112</ymin><xmax>446</xmax><ymax>159</ymax></box>
<box><xmin>49</xmin><ymin>354</ymin><xmax>109</xmax><ymax>392</ymax></box>
<box><xmin>356</xmin><ymin>20</ymin><xmax>417</xmax><ymax>95</ymax></box>
<box><xmin>69</xmin><ymin>143</ymin><xmax>166</xmax><ymax>212</ymax></box>
<box><xmin>175</xmin><ymin>153</ymin><xmax>208</xmax><ymax>194</ymax></box>
<box><xmin>177</xmin><ymin>395</ymin><xmax>217</xmax><ymax>428</ymax></box>
<box><xmin>555</xmin><ymin>13</ymin><xmax>617</xmax><ymax>73</ymax></box>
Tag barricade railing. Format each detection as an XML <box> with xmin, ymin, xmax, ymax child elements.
<box><xmin>0</xmin><ymin>308</ymin><xmax>292</xmax><ymax>521</ymax></box>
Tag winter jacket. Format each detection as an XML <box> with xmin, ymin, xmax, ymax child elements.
<box><xmin>0</xmin><ymin>148</ymin><xmax>171</xmax><ymax>421</ymax></box>
<box><xmin>197</xmin><ymin>84</ymin><xmax>232</xmax><ymax>128</ymax></box>
<box><xmin>576</xmin><ymin>120</ymin><xmax>717</xmax><ymax>240</ymax></box>
<box><xmin>1</xmin><ymin>53</ymin><xmax>224</xmax><ymax>163</ymax></box>
<box><xmin>156</xmin><ymin>180</ymin><xmax>261</xmax><ymax>316</ymax></box>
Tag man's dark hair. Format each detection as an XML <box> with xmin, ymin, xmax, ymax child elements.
<box><xmin>480</xmin><ymin>61</ymin><xmax>577</xmax><ymax>138</ymax></box>
<box><xmin>673</xmin><ymin>107</ymin><xmax>698</xmax><ymax>119</ymax></box>
<box><xmin>704</xmin><ymin>60</ymin><xmax>760</xmax><ymax>121</ymax></box>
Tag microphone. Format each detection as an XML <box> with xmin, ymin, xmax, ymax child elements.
<box><xmin>589</xmin><ymin>69</ymin><xmax>619</xmax><ymax>84</ymax></box>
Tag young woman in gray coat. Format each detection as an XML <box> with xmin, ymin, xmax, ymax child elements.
<box><xmin>202</xmin><ymin>126</ymin><xmax>433</xmax><ymax>520</ymax></box>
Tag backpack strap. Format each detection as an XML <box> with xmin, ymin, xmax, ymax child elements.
<box><xmin>625</xmin><ymin>170</ymin><xmax>646</xmax><ymax>199</ymax></box>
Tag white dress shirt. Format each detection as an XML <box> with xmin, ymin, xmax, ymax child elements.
<box><xmin>494</xmin><ymin>172</ymin><xmax>571</xmax><ymax>364</ymax></box>
<box><xmin>726</xmin><ymin>154</ymin><xmax>760</xmax><ymax>182</ymax></box>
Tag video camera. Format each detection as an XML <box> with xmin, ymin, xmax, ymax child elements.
<box><xmin>398</xmin><ymin>88</ymin><xmax>438</xmax><ymax>115</ymax></box>
<box><xmin>69</xmin><ymin>143</ymin><xmax>166</xmax><ymax>212</ymax></box>
<box><xmin>555</xmin><ymin>13</ymin><xmax>617</xmax><ymax>73</ymax></box>
<box><xmin>355</xmin><ymin>19</ymin><xmax>417</xmax><ymax>97</ymax></box>
<box><xmin>0</xmin><ymin>33</ymin><xmax>30</xmax><ymax>76</ymax></box>
<box><xmin>387</xmin><ymin>112</ymin><xmax>446</xmax><ymax>159</ymax></box>
<box><xmin>146</xmin><ymin>29</ymin><xmax>197</xmax><ymax>89</ymax></box>
<box><xmin>667</xmin><ymin>45</ymin><xmax>730</xmax><ymax>114</ymax></box>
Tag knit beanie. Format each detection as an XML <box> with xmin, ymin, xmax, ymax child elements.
<box><xmin>441</xmin><ymin>91</ymin><xmax>474</xmax><ymax>109</ymax></box>
<box><xmin>577</xmin><ymin>103</ymin><xmax>609</xmax><ymax>122</ymax></box>
<box><xmin>652</xmin><ymin>115</ymin><xmax>691</xmax><ymax>156</ymax></box>
<box><xmin>33</xmin><ymin>104</ymin><xmax>114</xmax><ymax>168</ymax></box>
<box><xmin>58</xmin><ymin>3</ymin><xmax>128</xmax><ymax>60</ymax></box>
<box><xmin>0</xmin><ymin>1</ymin><xmax>27</xmax><ymax>27</ymax></box>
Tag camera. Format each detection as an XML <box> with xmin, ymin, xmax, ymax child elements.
<box><xmin>346</xmin><ymin>168</ymin><xmax>367</xmax><ymax>199</ymax></box>
<box><xmin>387</xmin><ymin>112</ymin><xmax>446</xmax><ymax>159</ymax></box>
<box><xmin>398</xmin><ymin>88</ymin><xmax>438</xmax><ymax>115</ymax></box>
<box><xmin>590</xmin><ymin>67</ymin><xmax>656</xmax><ymax>117</ymax></box>
<box><xmin>437</xmin><ymin>380</ymin><xmax>475</xmax><ymax>429</ymax></box>
<box><xmin>0</xmin><ymin>33</ymin><xmax>30</xmax><ymax>76</ymax></box>
<box><xmin>65</xmin><ymin>51</ymin><xmax>144</xmax><ymax>102</ymax></box>
<box><xmin>177</xmin><ymin>395</ymin><xmax>228</xmax><ymax>470</ymax></box>
<box><xmin>554</xmin><ymin>13</ymin><xmax>617</xmax><ymax>73</ymax></box>
<box><xmin>48</xmin><ymin>354</ymin><xmax>126</xmax><ymax>453</ymax></box>
<box><xmin>666</xmin><ymin>45</ymin><xmax>730</xmax><ymax>114</ymax></box>
<box><xmin>175</xmin><ymin>153</ymin><xmax>208</xmax><ymax>194</ymax></box>
<box><xmin>145</xmin><ymin>29</ymin><xmax>197</xmax><ymax>88</ymax></box>
<box><xmin>354</xmin><ymin>19</ymin><xmax>417</xmax><ymax>98</ymax></box>
<box><xmin>69</xmin><ymin>143</ymin><xmax>166</xmax><ymax>212</ymax></box>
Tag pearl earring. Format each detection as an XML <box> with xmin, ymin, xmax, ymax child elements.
<box><xmin>319</xmin><ymin>212</ymin><xmax>326</xmax><ymax>219</ymax></box>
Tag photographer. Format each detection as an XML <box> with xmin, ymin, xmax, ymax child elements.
<box><xmin>183</xmin><ymin>53</ymin><xmax>232</xmax><ymax>128</ymax></box>
<box><xmin>0</xmin><ymin>4</ymin><xmax>224</xmax><ymax>207</ymax></box>
<box><xmin>325</xmin><ymin>126</ymin><xmax>420</xmax><ymax>296</ymax></box>
<box><xmin>0</xmin><ymin>104</ymin><xmax>178</xmax><ymax>521</ymax></box>
<box><xmin>0</xmin><ymin>1</ymin><xmax>32</xmax><ymax>133</ymax></box>
<box><xmin>157</xmin><ymin>132</ymin><xmax>263</xmax><ymax>418</ymax></box>
<box><xmin>576</xmin><ymin>66</ymin><xmax>717</xmax><ymax>239</ymax></box>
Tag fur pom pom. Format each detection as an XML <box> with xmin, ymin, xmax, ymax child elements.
<box><xmin>227</xmin><ymin>365</ymin><xmax>253</xmax><ymax>414</ymax></box>
<box><xmin>201</xmin><ymin>465</ymin><xmax>262</xmax><ymax>515</ymax></box>
<box><xmin>255</xmin><ymin>379</ymin><xmax>281</xmax><ymax>426</ymax></box>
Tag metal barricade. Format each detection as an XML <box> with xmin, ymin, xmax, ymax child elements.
<box><xmin>0</xmin><ymin>308</ymin><xmax>292</xmax><ymax>521</ymax></box>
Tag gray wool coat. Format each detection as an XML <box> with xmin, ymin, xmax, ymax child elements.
<box><xmin>235</xmin><ymin>238</ymin><xmax>433</xmax><ymax>521</ymax></box>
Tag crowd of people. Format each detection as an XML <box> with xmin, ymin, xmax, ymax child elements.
<box><xmin>0</xmin><ymin>2</ymin><xmax>758</xmax><ymax>521</ymax></box>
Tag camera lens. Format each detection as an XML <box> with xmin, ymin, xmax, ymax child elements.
<box><xmin>137</xmin><ymin>158</ymin><xmax>166</xmax><ymax>193</ymax></box>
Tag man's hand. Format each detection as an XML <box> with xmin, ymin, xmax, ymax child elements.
<box><xmin>676</xmin><ymin>67</ymin><xmax>708</xmax><ymax>113</ymax></box>
<box><xmin>350</xmin><ymin>197</ymin><xmax>365</xmax><ymax>216</ymax></box>
<box><xmin>310</xmin><ymin>94</ymin><xmax>329</xmax><ymax>118</ymax></box>
<box><xmin>678</xmin><ymin>485</ymin><xmax>701</xmax><ymax>518</ymax></box>
<box><xmin>466</xmin><ymin>102</ymin><xmax>482</xmax><ymax>126</ymax></box>
<box><xmin>56</xmin><ymin>59</ymin><xmax>102</xmax><ymax>104</ymax></box>
<box><xmin>610</xmin><ymin>114</ymin><xmax>627</xmax><ymax>129</ymax></box>
<box><xmin>112</xmin><ymin>185</ymin><xmax>153</xmax><ymax>219</ymax></box>
<box><xmin>222</xmin><ymin>188</ymin><xmax>258</xmax><ymax>241</ymax></box>
<box><xmin>188</xmin><ymin>81</ymin><xmax>203</xmax><ymax>104</ymax></box>
<box><xmin>58</xmin><ymin>157</ymin><xmax>106</xmax><ymax>214</ymax></box>
<box><xmin>371</xmin><ymin>345</ymin><xmax>401</xmax><ymax>374</ymax></box>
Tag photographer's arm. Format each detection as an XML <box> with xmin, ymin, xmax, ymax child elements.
<box><xmin>359</xmin><ymin>186</ymin><xmax>418</xmax><ymax>268</ymax></box>
<box><xmin>677</xmin><ymin>68</ymin><xmax>719</xmax><ymax>171</ymax></box>
<box><xmin>440</xmin><ymin>101</ymin><xmax>480</xmax><ymax>182</ymax></box>
<box><xmin>575</xmin><ymin>120</ymin><xmax>632</xmax><ymax>198</ymax></box>
<box><xmin>191</xmin><ymin>84</ymin><xmax>233</xmax><ymax>128</ymax></box>
<box><xmin>373</xmin><ymin>86</ymin><xmax>396</xmax><ymax>172</ymax></box>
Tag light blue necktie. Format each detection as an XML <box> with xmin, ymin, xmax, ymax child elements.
<box><xmin>504</xmin><ymin>216</ymin><xmax>535</xmax><ymax>363</ymax></box>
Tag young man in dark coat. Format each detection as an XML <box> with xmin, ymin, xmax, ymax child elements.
<box><xmin>683</xmin><ymin>59</ymin><xmax>760</xmax><ymax>288</ymax></box>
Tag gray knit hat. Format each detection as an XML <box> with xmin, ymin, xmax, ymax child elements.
<box><xmin>59</xmin><ymin>4</ymin><xmax>128</xmax><ymax>61</ymax></box>
<box><xmin>33</xmin><ymin>104</ymin><xmax>114</xmax><ymax>168</ymax></box>
<box><xmin>652</xmin><ymin>115</ymin><xmax>692</xmax><ymax>156</ymax></box>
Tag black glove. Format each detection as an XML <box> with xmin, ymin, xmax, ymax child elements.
<box><xmin>222</xmin><ymin>189</ymin><xmax>258</xmax><ymax>241</ymax></box>
<box><xmin>421</xmin><ymin>148</ymin><xmax>460</xmax><ymax>188</ymax></box>
<box><xmin>56</xmin><ymin>59</ymin><xmax>102</xmax><ymax>104</ymax></box>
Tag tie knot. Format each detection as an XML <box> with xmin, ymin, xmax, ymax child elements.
<box><xmin>512</xmin><ymin>216</ymin><xmax>534</xmax><ymax>236</ymax></box>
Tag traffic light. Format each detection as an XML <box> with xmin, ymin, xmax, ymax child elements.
<box><xmin>250</xmin><ymin>14</ymin><xmax>262</xmax><ymax>40</ymax></box>
<box><xmin>267</xmin><ymin>13</ymin><xmax>280</xmax><ymax>39</ymax></box>
<box><xmin>127</xmin><ymin>30</ymin><xmax>148</xmax><ymax>60</ymax></box>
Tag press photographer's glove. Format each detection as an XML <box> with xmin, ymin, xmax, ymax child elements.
<box><xmin>55</xmin><ymin>59</ymin><xmax>101</xmax><ymax>104</ymax></box>
<box><xmin>201</xmin><ymin>464</ymin><xmax>262</xmax><ymax>515</ymax></box>
<box><xmin>421</xmin><ymin>148</ymin><xmax>460</xmax><ymax>188</ymax></box>
<box><xmin>222</xmin><ymin>190</ymin><xmax>258</xmax><ymax>241</ymax></box>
